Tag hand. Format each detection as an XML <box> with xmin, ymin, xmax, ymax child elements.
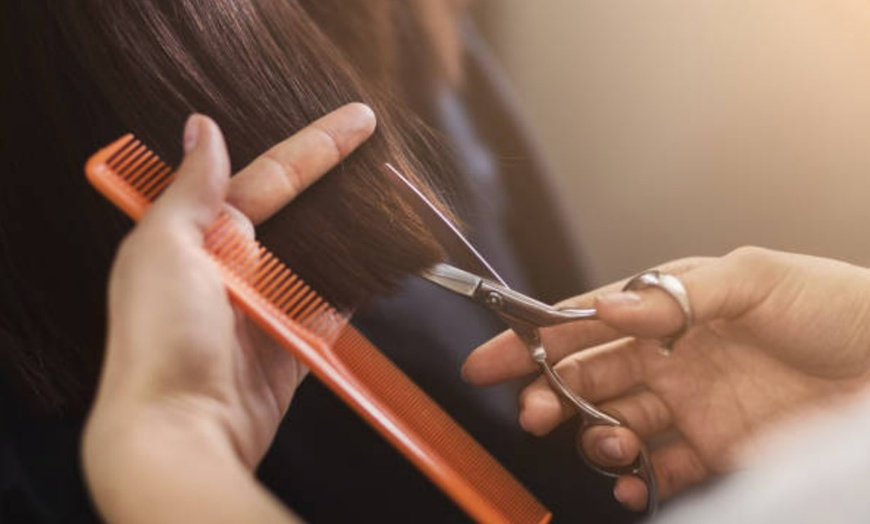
<box><xmin>462</xmin><ymin>247</ymin><xmax>870</xmax><ymax>511</ymax></box>
<box><xmin>83</xmin><ymin>104</ymin><xmax>375</xmax><ymax>522</ymax></box>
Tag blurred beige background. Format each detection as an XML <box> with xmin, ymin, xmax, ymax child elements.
<box><xmin>476</xmin><ymin>0</ymin><xmax>870</xmax><ymax>286</ymax></box>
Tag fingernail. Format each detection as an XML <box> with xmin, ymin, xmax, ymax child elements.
<box><xmin>613</xmin><ymin>483</ymin><xmax>628</xmax><ymax>505</ymax></box>
<box><xmin>347</xmin><ymin>103</ymin><xmax>376</xmax><ymax>133</ymax></box>
<box><xmin>518</xmin><ymin>411</ymin><xmax>529</xmax><ymax>432</ymax></box>
<box><xmin>222</xmin><ymin>204</ymin><xmax>255</xmax><ymax>240</ymax></box>
<box><xmin>459</xmin><ymin>362</ymin><xmax>471</xmax><ymax>383</ymax></box>
<box><xmin>183</xmin><ymin>114</ymin><xmax>201</xmax><ymax>153</ymax></box>
<box><xmin>596</xmin><ymin>291</ymin><xmax>642</xmax><ymax>307</ymax></box>
<box><xmin>613</xmin><ymin>481</ymin><xmax>645</xmax><ymax>512</ymax></box>
<box><xmin>518</xmin><ymin>409</ymin><xmax>535</xmax><ymax>433</ymax></box>
<box><xmin>598</xmin><ymin>436</ymin><xmax>624</xmax><ymax>462</ymax></box>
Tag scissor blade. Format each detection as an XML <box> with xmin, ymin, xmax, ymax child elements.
<box><xmin>384</xmin><ymin>163</ymin><xmax>507</xmax><ymax>285</ymax></box>
<box><xmin>421</xmin><ymin>263</ymin><xmax>483</xmax><ymax>298</ymax></box>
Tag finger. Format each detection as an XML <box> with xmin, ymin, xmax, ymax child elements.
<box><xmin>593</xmin><ymin>256</ymin><xmax>749</xmax><ymax>342</ymax></box>
<box><xmin>227</xmin><ymin>102</ymin><xmax>376</xmax><ymax>225</ymax></box>
<box><xmin>462</xmin><ymin>278</ymin><xmax>635</xmax><ymax>385</ymax></box>
<box><xmin>611</xmin><ymin>438</ymin><xmax>709</xmax><ymax>511</ymax></box>
<box><xmin>650</xmin><ymin>439</ymin><xmax>709</xmax><ymax>500</ymax></box>
<box><xmin>462</xmin><ymin>257</ymin><xmax>712</xmax><ymax>385</ymax></box>
<box><xmin>579</xmin><ymin>425</ymin><xmax>643</xmax><ymax>469</ymax></box>
<box><xmin>597</xmin><ymin>390</ymin><xmax>673</xmax><ymax>440</ymax></box>
<box><xmin>106</xmin><ymin>115</ymin><xmax>233</xmax><ymax>373</ymax></box>
<box><xmin>613</xmin><ymin>475</ymin><xmax>649</xmax><ymax>512</ymax></box>
<box><xmin>516</xmin><ymin>338</ymin><xmax>652</xmax><ymax>434</ymax></box>
<box><xmin>234</xmin><ymin>307</ymin><xmax>306</xmax><ymax>413</ymax></box>
<box><xmin>462</xmin><ymin>329</ymin><xmax>540</xmax><ymax>385</ymax></box>
<box><xmin>462</xmin><ymin>318</ymin><xmax>624</xmax><ymax>386</ymax></box>
<box><xmin>221</xmin><ymin>204</ymin><xmax>256</xmax><ymax>240</ymax></box>
<box><xmin>578</xmin><ymin>391</ymin><xmax>673</xmax><ymax>467</ymax></box>
<box><xmin>145</xmin><ymin>114</ymin><xmax>230</xmax><ymax>238</ymax></box>
<box><xmin>546</xmin><ymin>258</ymin><xmax>712</xmax><ymax>355</ymax></box>
<box><xmin>516</xmin><ymin>382</ymin><xmax>562</xmax><ymax>436</ymax></box>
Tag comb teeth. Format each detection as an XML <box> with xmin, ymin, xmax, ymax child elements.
<box><xmin>87</xmin><ymin>135</ymin><xmax>348</xmax><ymax>343</ymax></box>
<box><xmin>203</xmin><ymin>214</ymin><xmax>347</xmax><ymax>342</ymax></box>
<box><xmin>105</xmin><ymin>137</ymin><xmax>175</xmax><ymax>201</ymax></box>
<box><xmin>84</xmin><ymin>136</ymin><xmax>167</xmax><ymax>221</ymax></box>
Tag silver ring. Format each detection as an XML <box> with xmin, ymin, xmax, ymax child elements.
<box><xmin>623</xmin><ymin>270</ymin><xmax>693</xmax><ymax>355</ymax></box>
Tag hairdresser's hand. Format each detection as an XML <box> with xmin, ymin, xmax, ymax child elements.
<box><xmin>84</xmin><ymin>105</ymin><xmax>375</xmax><ymax>523</ymax></box>
<box><xmin>463</xmin><ymin>247</ymin><xmax>870</xmax><ymax>511</ymax></box>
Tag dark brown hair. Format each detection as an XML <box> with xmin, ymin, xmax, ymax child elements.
<box><xmin>1</xmin><ymin>0</ymin><xmax>462</xmax><ymax>412</ymax></box>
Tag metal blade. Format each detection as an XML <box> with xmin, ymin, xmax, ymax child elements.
<box><xmin>421</xmin><ymin>263</ymin><xmax>482</xmax><ymax>298</ymax></box>
<box><xmin>384</xmin><ymin>163</ymin><xmax>507</xmax><ymax>285</ymax></box>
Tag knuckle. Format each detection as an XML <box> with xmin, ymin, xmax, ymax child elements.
<box><xmin>653</xmin><ymin>449</ymin><xmax>708</xmax><ymax>498</ymax></box>
<box><xmin>668</xmin><ymin>256</ymin><xmax>710</xmax><ymax>272</ymax></box>
<box><xmin>727</xmin><ymin>245</ymin><xmax>776</xmax><ymax>266</ymax></box>
<box><xmin>602</xmin><ymin>404</ymin><xmax>629</xmax><ymax>426</ymax></box>
<box><xmin>647</xmin><ymin>398</ymin><xmax>669</xmax><ymax>433</ymax></box>
<box><xmin>653</xmin><ymin>255</ymin><xmax>713</xmax><ymax>277</ymax></box>
<box><xmin>629</xmin><ymin>392</ymin><xmax>665</xmax><ymax>434</ymax></box>
<box><xmin>654</xmin><ymin>461</ymin><xmax>680</xmax><ymax>497</ymax></box>
<box><xmin>310</xmin><ymin>124</ymin><xmax>344</xmax><ymax>161</ymax></box>
<box><xmin>557</xmin><ymin>357</ymin><xmax>596</xmax><ymax>399</ymax></box>
<box><xmin>262</xmin><ymin>150</ymin><xmax>303</xmax><ymax>196</ymax></box>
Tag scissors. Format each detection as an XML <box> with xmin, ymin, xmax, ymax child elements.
<box><xmin>384</xmin><ymin>163</ymin><xmax>663</xmax><ymax>515</ymax></box>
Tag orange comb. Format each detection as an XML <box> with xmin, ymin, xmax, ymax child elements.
<box><xmin>85</xmin><ymin>135</ymin><xmax>551</xmax><ymax>524</ymax></box>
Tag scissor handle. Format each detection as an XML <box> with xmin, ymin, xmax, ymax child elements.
<box><xmin>504</xmin><ymin>300</ymin><xmax>658</xmax><ymax>516</ymax></box>
<box><xmin>576</xmin><ymin>419</ymin><xmax>659</xmax><ymax>515</ymax></box>
<box><xmin>537</xmin><ymin>353</ymin><xmax>660</xmax><ymax>516</ymax></box>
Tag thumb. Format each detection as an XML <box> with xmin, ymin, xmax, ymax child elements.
<box><xmin>593</xmin><ymin>253</ymin><xmax>771</xmax><ymax>341</ymax></box>
<box><xmin>146</xmin><ymin>114</ymin><xmax>231</xmax><ymax>237</ymax></box>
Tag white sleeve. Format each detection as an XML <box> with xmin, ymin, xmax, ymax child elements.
<box><xmin>652</xmin><ymin>392</ymin><xmax>870</xmax><ymax>524</ymax></box>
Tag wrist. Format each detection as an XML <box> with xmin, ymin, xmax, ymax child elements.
<box><xmin>83</xmin><ymin>399</ymin><xmax>245</xmax><ymax>522</ymax></box>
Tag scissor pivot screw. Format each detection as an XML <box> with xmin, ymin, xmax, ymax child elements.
<box><xmin>485</xmin><ymin>291</ymin><xmax>504</xmax><ymax>309</ymax></box>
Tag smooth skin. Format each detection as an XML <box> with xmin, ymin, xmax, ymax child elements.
<box><xmin>463</xmin><ymin>247</ymin><xmax>870</xmax><ymax>511</ymax></box>
<box><xmin>83</xmin><ymin>104</ymin><xmax>375</xmax><ymax>523</ymax></box>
